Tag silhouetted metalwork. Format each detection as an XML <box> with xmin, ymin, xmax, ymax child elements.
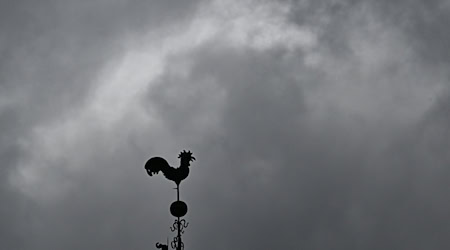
<box><xmin>171</xmin><ymin>236</ymin><xmax>184</xmax><ymax>250</ymax></box>
<box><xmin>156</xmin><ymin>242</ymin><xmax>169</xmax><ymax>250</ymax></box>
<box><xmin>170</xmin><ymin>201</ymin><xmax>188</xmax><ymax>217</ymax></box>
<box><xmin>145</xmin><ymin>150</ymin><xmax>195</xmax><ymax>250</ymax></box>
<box><xmin>170</xmin><ymin>219</ymin><xmax>189</xmax><ymax>234</ymax></box>
<box><xmin>145</xmin><ymin>150</ymin><xmax>195</xmax><ymax>185</ymax></box>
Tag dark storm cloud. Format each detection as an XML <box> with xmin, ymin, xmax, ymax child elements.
<box><xmin>144</xmin><ymin>29</ymin><xmax>449</xmax><ymax>249</ymax></box>
<box><xmin>1</xmin><ymin>0</ymin><xmax>449</xmax><ymax>249</ymax></box>
<box><xmin>288</xmin><ymin>0</ymin><xmax>450</xmax><ymax>65</ymax></box>
<box><xmin>0</xmin><ymin>0</ymin><xmax>202</xmax><ymax>249</ymax></box>
<box><xmin>368</xmin><ymin>0</ymin><xmax>450</xmax><ymax>64</ymax></box>
<box><xmin>143</xmin><ymin>1</ymin><xmax>450</xmax><ymax>249</ymax></box>
<box><xmin>0</xmin><ymin>0</ymin><xmax>202</xmax><ymax>119</ymax></box>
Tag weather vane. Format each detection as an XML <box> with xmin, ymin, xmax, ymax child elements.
<box><xmin>145</xmin><ymin>150</ymin><xmax>196</xmax><ymax>250</ymax></box>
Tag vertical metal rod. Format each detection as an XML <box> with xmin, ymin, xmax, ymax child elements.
<box><xmin>176</xmin><ymin>184</ymin><xmax>181</xmax><ymax>250</ymax></box>
<box><xmin>177</xmin><ymin>216</ymin><xmax>181</xmax><ymax>250</ymax></box>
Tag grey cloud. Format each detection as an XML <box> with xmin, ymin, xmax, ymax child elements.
<box><xmin>288</xmin><ymin>0</ymin><xmax>450</xmax><ymax>65</ymax></box>
<box><xmin>0</xmin><ymin>0</ymin><xmax>203</xmax><ymax>249</ymax></box>
<box><xmin>0</xmin><ymin>0</ymin><xmax>203</xmax><ymax>120</ymax></box>
<box><xmin>1</xmin><ymin>0</ymin><xmax>450</xmax><ymax>249</ymax></box>
<box><xmin>143</xmin><ymin>2</ymin><xmax>450</xmax><ymax>248</ymax></box>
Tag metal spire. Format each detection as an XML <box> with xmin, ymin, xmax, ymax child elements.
<box><xmin>145</xmin><ymin>150</ymin><xmax>195</xmax><ymax>250</ymax></box>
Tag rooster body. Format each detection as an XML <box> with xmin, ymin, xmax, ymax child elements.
<box><xmin>145</xmin><ymin>151</ymin><xmax>195</xmax><ymax>186</ymax></box>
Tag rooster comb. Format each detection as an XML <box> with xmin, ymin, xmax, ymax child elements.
<box><xmin>178</xmin><ymin>150</ymin><xmax>196</xmax><ymax>162</ymax></box>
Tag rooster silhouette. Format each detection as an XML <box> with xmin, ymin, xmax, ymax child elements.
<box><xmin>145</xmin><ymin>150</ymin><xmax>195</xmax><ymax>185</ymax></box>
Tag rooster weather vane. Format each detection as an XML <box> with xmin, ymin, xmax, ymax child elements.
<box><xmin>145</xmin><ymin>150</ymin><xmax>195</xmax><ymax>250</ymax></box>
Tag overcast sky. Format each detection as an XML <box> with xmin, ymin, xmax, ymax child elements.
<box><xmin>1</xmin><ymin>0</ymin><xmax>450</xmax><ymax>249</ymax></box>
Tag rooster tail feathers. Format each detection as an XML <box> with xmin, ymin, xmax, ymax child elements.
<box><xmin>144</xmin><ymin>157</ymin><xmax>170</xmax><ymax>177</ymax></box>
